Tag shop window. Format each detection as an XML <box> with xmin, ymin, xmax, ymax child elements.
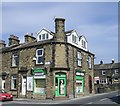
<box><xmin>36</xmin><ymin>49</ymin><xmax>44</xmax><ymax>64</ymax></box>
<box><xmin>76</xmin><ymin>81</ymin><xmax>83</xmax><ymax>93</ymax></box>
<box><xmin>12</xmin><ymin>52</ymin><xmax>19</xmax><ymax>67</ymax></box>
<box><xmin>11</xmin><ymin>76</ymin><xmax>17</xmax><ymax>90</ymax></box>
<box><xmin>77</xmin><ymin>51</ymin><xmax>82</xmax><ymax>66</ymax></box>
<box><xmin>34</xmin><ymin>79</ymin><xmax>46</xmax><ymax>94</ymax></box>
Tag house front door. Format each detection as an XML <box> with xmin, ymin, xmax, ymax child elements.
<box><xmin>22</xmin><ymin>76</ymin><xmax>26</xmax><ymax>96</ymax></box>
<box><xmin>2</xmin><ymin>80</ymin><xmax>5</xmax><ymax>90</ymax></box>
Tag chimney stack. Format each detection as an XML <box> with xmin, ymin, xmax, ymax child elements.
<box><xmin>0</xmin><ymin>40</ymin><xmax>6</xmax><ymax>48</ymax></box>
<box><xmin>9</xmin><ymin>34</ymin><xmax>20</xmax><ymax>46</ymax></box>
<box><xmin>25</xmin><ymin>33</ymin><xmax>36</xmax><ymax>43</ymax></box>
<box><xmin>54</xmin><ymin>18</ymin><xmax>65</xmax><ymax>42</ymax></box>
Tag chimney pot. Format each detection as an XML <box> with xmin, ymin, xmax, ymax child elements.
<box><xmin>100</xmin><ymin>60</ymin><xmax>103</xmax><ymax>64</ymax></box>
<box><xmin>112</xmin><ymin>59</ymin><xmax>115</xmax><ymax>64</ymax></box>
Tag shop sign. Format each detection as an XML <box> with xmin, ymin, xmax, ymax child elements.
<box><xmin>34</xmin><ymin>72</ymin><xmax>44</xmax><ymax>76</ymax></box>
<box><xmin>76</xmin><ymin>72</ymin><xmax>84</xmax><ymax>76</ymax></box>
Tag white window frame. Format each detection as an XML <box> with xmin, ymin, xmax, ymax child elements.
<box><xmin>39</xmin><ymin>33</ymin><xmax>49</xmax><ymax>41</ymax></box>
<box><xmin>11</xmin><ymin>76</ymin><xmax>17</xmax><ymax>90</ymax></box>
<box><xmin>102</xmin><ymin>70</ymin><xmax>106</xmax><ymax>75</ymax></box>
<box><xmin>72</xmin><ymin>34</ymin><xmax>78</xmax><ymax>44</ymax></box>
<box><xmin>36</xmin><ymin>49</ymin><xmax>44</xmax><ymax>64</ymax></box>
<box><xmin>115</xmin><ymin>69</ymin><xmax>118</xmax><ymax>74</ymax></box>
<box><xmin>88</xmin><ymin>56</ymin><xmax>92</xmax><ymax>69</ymax></box>
<box><xmin>12</xmin><ymin>53</ymin><xmax>18</xmax><ymax>67</ymax></box>
<box><xmin>82</xmin><ymin>40</ymin><xmax>86</xmax><ymax>49</ymax></box>
<box><xmin>77</xmin><ymin>51</ymin><xmax>82</xmax><ymax>66</ymax></box>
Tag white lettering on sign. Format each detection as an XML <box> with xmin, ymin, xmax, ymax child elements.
<box><xmin>35</xmin><ymin>72</ymin><xmax>44</xmax><ymax>76</ymax></box>
<box><xmin>76</xmin><ymin>72</ymin><xmax>84</xmax><ymax>76</ymax></box>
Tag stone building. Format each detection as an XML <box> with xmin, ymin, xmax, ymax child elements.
<box><xmin>94</xmin><ymin>60</ymin><xmax>120</xmax><ymax>85</ymax></box>
<box><xmin>94</xmin><ymin>60</ymin><xmax>120</xmax><ymax>93</ymax></box>
<box><xmin>0</xmin><ymin>18</ymin><xmax>95</xmax><ymax>99</ymax></box>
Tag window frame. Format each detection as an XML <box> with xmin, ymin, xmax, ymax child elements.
<box><xmin>36</xmin><ymin>48</ymin><xmax>44</xmax><ymax>64</ymax></box>
<box><xmin>114</xmin><ymin>69</ymin><xmax>118</xmax><ymax>74</ymax></box>
<box><xmin>88</xmin><ymin>55</ymin><xmax>92</xmax><ymax>69</ymax></box>
<box><xmin>11</xmin><ymin>75</ymin><xmax>17</xmax><ymax>90</ymax></box>
<box><xmin>38</xmin><ymin>33</ymin><xmax>49</xmax><ymax>41</ymax></box>
<box><xmin>11</xmin><ymin>52</ymin><xmax>19</xmax><ymax>67</ymax></box>
<box><xmin>102</xmin><ymin>70</ymin><xmax>106</xmax><ymax>75</ymax></box>
<box><xmin>72</xmin><ymin>34</ymin><xmax>78</xmax><ymax>44</ymax></box>
<box><xmin>82</xmin><ymin>40</ymin><xmax>86</xmax><ymax>49</ymax></box>
<box><xmin>77</xmin><ymin>51</ymin><xmax>82</xmax><ymax>67</ymax></box>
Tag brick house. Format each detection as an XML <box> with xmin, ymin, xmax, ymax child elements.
<box><xmin>0</xmin><ymin>18</ymin><xmax>95</xmax><ymax>99</ymax></box>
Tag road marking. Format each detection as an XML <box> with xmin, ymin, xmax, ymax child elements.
<box><xmin>87</xmin><ymin>102</ymin><xmax>93</xmax><ymax>104</ymax></box>
<box><xmin>100</xmin><ymin>98</ymin><xmax>107</xmax><ymax>101</ymax></box>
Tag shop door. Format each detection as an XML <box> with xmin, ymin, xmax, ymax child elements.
<box><xmin>22</xmin><ymin>76</ymin><xmax>26</xmax><ymax>95</ymax></box>
<box><xmin>55</xmin><ymin>77</ymin><xmax>66</xmax><ymax>96</ymax></box>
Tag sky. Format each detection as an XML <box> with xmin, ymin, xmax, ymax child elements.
<box><xmin>1</xmin><ymin>1</ymin><xmax>118</xmax><ymax>64</ymax></box>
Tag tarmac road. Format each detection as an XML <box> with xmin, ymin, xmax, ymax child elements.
<box><xmin>1</xmin><ymin>90</ymin><xmax>119</xmax><ymax>106</ymax></box>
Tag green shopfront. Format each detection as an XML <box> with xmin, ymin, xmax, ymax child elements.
<box><xmin>55</xmin><ymin>72</ymin><xmax>67</xmax><ymax>97</ymax></box>
<box><xmin>76</xmin><ymin>70</ymin><xmax>85</xmax><ymax>94</ymax></box>
<box><xmin>33</xmin><ymin>68</ymin><xmax>46</xmax><ymax>94</ymax></box>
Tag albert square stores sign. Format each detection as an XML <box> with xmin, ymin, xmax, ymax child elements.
<box><xmin>76</xmin><ymin>70</ymin><xmax>85</xmax><ymax>94</ymax></box>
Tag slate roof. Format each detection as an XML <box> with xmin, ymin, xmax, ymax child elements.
<box><xmin>94</xmin><ymin>62</ymin><xmax>120</xmax><ymax>70</ymax></box>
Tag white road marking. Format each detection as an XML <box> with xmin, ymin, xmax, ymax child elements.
<box><xmin>100</xmin><ymin>98</ymin><xmax>108</xmax><ymax>101</ymax></box>
<box><xmin>87</xmin><ymin>102</ymin><xmax>93</xmax><ymax>104</ymax></box>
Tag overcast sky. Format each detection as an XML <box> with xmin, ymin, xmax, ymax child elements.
<box><xmin>1</xmin><ymin>2</ymin><xmax>118</xmax><ymax>64</ymax></box>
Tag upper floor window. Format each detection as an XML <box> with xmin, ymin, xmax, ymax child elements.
<box><xmin>114</xmin><ymin>69</ymin><xmax>118</xmax><ymax>74</ymax></box>
<box><xmin>39</xmin><ymin>33</ymin><xmax>49</xmax><ymax>41</ymax></box>
<box><xmin>77</xmin><ymin>51</ymin><xmax>82</xmax><ymax>66</ymax></box>
<box><xmin>72</xmin><ymin>34</ymin><xmax>78</xmax><ymax>44</ymax></box>
<box><xmin>102</xmin><ymin>70</ymin><xmax>106</xmax><ymax>75</ymax></box>
<box><xmin>36</xmin><ymin>49</ymin><xmax>44</xmax><ymax>64</ymax></box>
<box><xmin>88</xmin><ymin>56</ymin><xmax>92</xmax><ymax>69</ymax></box>
<box><xmin>82</xmin><ymin>40</ymin><xmax>86</xmax><ymax>49</ymax></box>
<box><xmin>12</xmin><ymin>52</ymin><xmax>19</xmax><ymax>67</ymax></box>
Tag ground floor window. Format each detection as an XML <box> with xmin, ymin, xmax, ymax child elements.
<box><xmin>33</xmin><ymin>68</ymin><xmax>46</xmax><ymax>94</ymax></box>
<box><xmin>34</xmin><ymin>79</ymin><xmax>46</xmax><ymax>94</ymax></box>
<box><xmin>76</xmin><ymin>70</ymin><xmax>85</xmax><ymax>94</ymax></box>
<box><xmin>76</xmin><ymin>81</ymin><xmax>83</xmax><ymax>93</ymax></box>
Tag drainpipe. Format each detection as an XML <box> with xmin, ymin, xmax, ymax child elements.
<box><xmin>72</xmin><ymin>48</ymin><xmax>75</xmax><ymax>98</ymax></box>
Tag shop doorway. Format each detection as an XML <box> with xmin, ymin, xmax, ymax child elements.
<box><xmin>55</xmin><ymin>72</ymin><xmax>66</xmax><ymax>97</ymax></box>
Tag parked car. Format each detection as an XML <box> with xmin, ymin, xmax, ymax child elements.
<box><xmin>0</xmin><ymin>90</ymin><xmax>13</xmax><ymax>101</ymax></box>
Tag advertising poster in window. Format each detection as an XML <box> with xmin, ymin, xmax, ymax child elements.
<box><xmin>27</xmin><ymin>77</ymin><xmax>33</xmax><ymax>91</ymax></box>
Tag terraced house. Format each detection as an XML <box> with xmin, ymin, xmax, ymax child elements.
<box><xmin>0</xmin><ymin>18</ymin><xmax>95</xmax><ymax>99</ymax></box>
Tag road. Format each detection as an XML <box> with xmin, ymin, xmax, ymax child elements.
<box><xmin>1</xmin><ymin>90</ymin><xmax>119</xmax><ymax>106</ymax></box>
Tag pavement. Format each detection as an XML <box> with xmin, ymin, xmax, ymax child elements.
<box><xmin>13</xmin><ymin>90</ymin><xmax>119</xmax><ymax>104</ymax></box>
